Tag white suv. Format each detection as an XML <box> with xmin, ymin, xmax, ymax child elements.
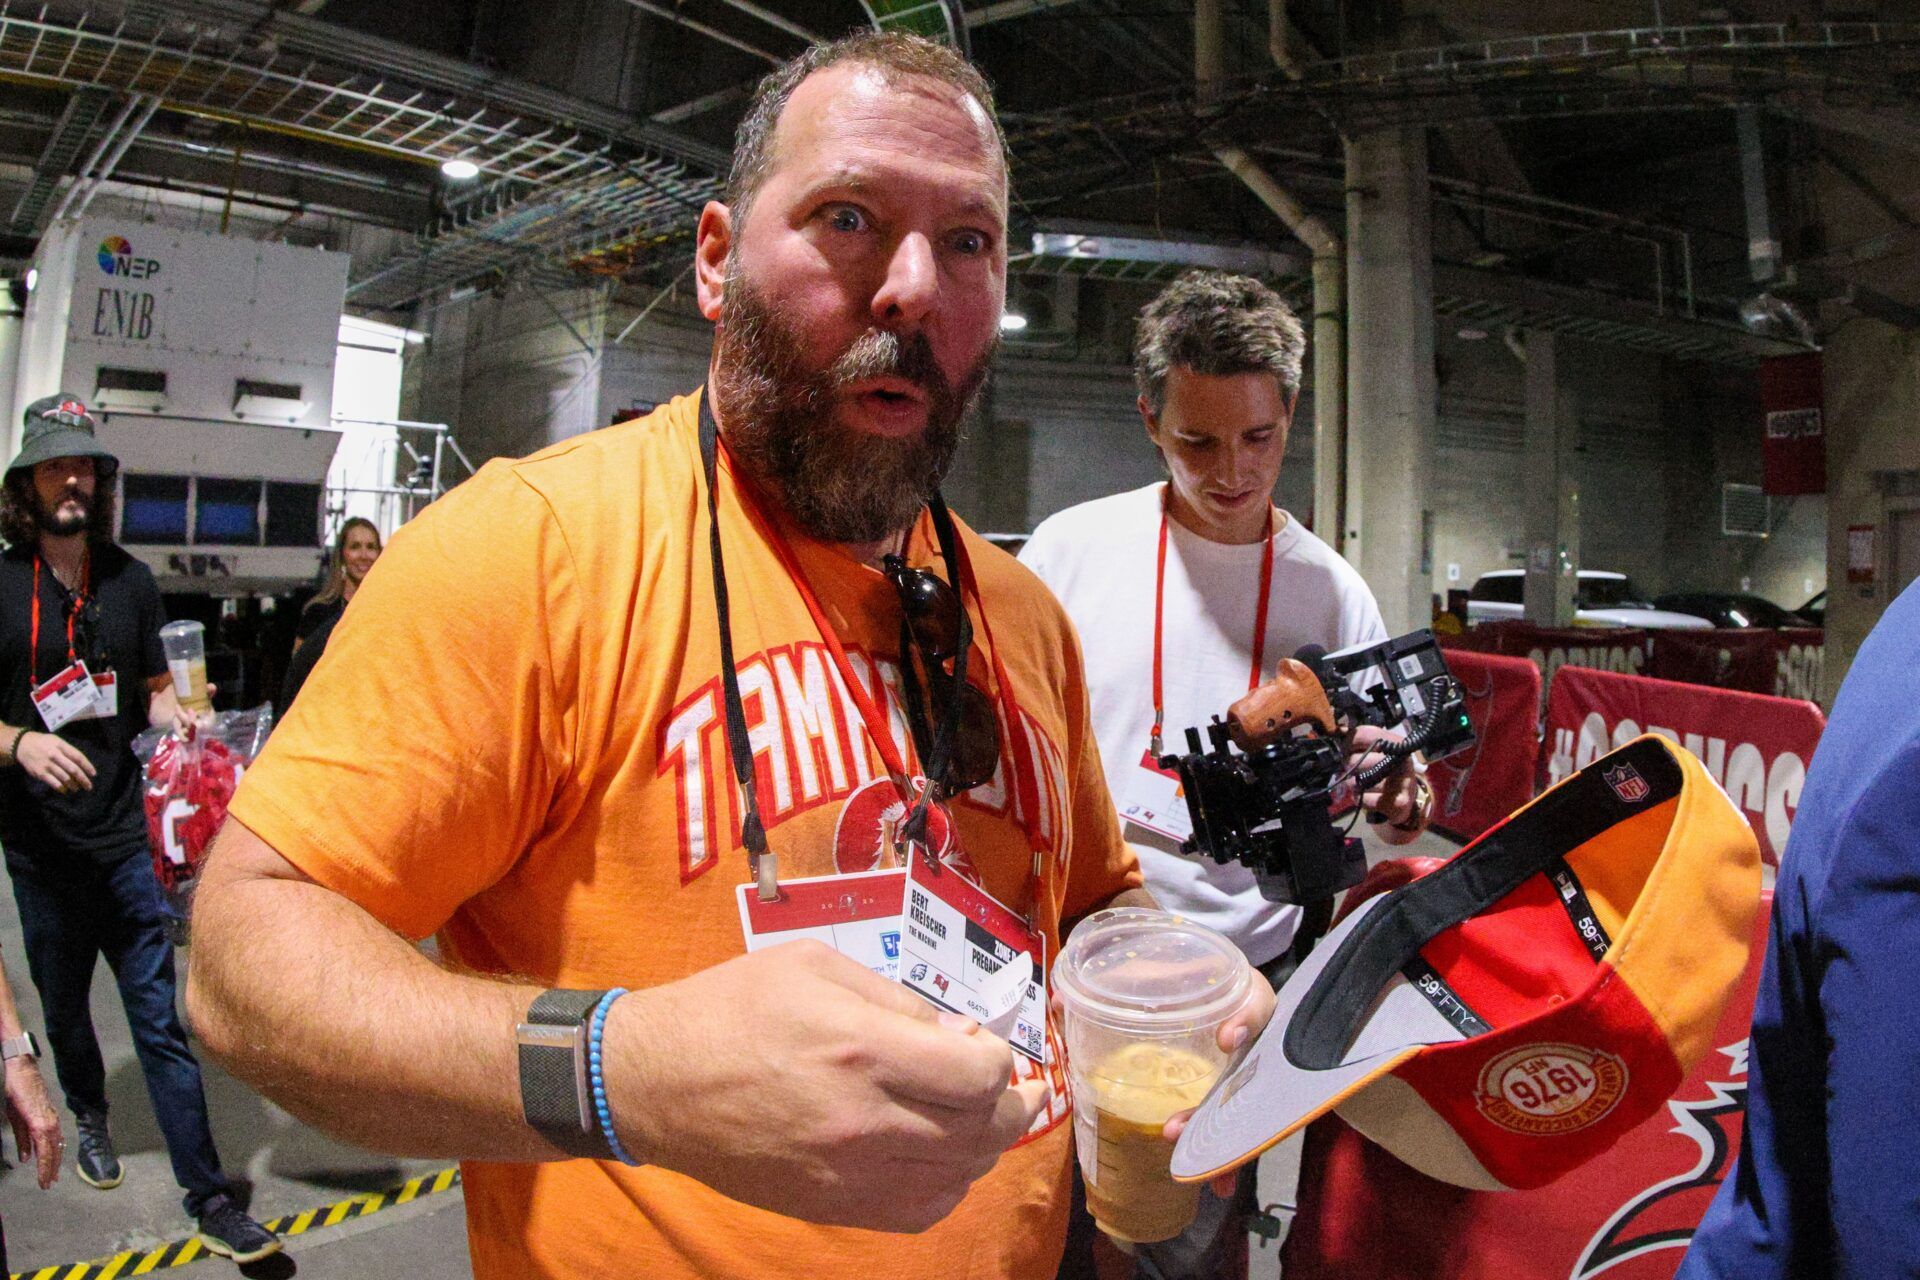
<box><xmin>1466</xmin><ymin>570</ymin><xmax>1713</xmax><ymax>630</ymax></box>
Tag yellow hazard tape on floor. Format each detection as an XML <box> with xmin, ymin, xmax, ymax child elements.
<box><xmin>10</xmin><ymin>1166</ymin><xmax>463</xmax><ymax>1280</ymax></box>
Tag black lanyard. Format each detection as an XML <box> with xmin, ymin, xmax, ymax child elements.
<box><xmin>698</xmin><ymin>391</ymin><xmax>972</xmax><ymax>901</ymax></box>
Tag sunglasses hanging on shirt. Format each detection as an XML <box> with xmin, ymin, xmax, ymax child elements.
<box><xmin>699</xmin><ymin>394</ymin><xmax>1000</xmax><ymax>902</ymax></box>
<box><xmin>883</xmin><ymin>555</ymin><xmax>1001</xmax><ymax>795</ymax></box>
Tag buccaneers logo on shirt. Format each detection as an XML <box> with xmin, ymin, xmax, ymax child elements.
<box><xmin>830</xmin><ymin>776</ymin><xmax>979</xmax><ymax>879</ymax></box>
<box><xmin>658</xmin><ymin>641</ymin><xmax>1069</xmax><ymax>886</ymax></box>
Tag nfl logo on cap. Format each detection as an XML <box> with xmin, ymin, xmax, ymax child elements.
<box><xmin>1172</xmin><ymin>735</ymin><xmax>1761</xmax><ymax>1192</ymax></box>
<box><xmin>1603</xmin><ymin>762</ymin><xmax>1651</xmax><ymax>804</ymax></box>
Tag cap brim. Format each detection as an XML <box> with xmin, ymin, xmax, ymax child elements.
<box><xmin>1170</xmin><ymin>893</ymin><xmax>1471</xmax><ymax>1182</ymax></box>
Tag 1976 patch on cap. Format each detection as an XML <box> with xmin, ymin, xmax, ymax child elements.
<box><xmin>1172</xmin><ymin>735</ymin><xmax>1760</xmax><ymax>1192</ymax></box>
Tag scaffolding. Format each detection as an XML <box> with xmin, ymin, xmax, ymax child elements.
<box><xmin>0</xmin><ymin>1</ymin><xmax>722</xmax><ymax>308</ymax></box>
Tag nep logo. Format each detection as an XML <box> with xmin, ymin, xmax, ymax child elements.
<box><xmin>97</xmin><ymin>235</ymin><xmax>161</xmax><ymax>280</ymax></box>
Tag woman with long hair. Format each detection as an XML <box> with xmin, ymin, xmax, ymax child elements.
<box><xmin>294</xmin><ymin>518</ymin><xmax>381</xmax><ymax>651</ymax></box>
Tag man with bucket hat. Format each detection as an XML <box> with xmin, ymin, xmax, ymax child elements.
<box><xmin>0</xmin><ymin>395</ymin><xmax>278</xmax><ymax>1263</ymax></box>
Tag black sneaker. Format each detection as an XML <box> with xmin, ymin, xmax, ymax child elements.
<box><xmin>74</xmin><ymin>1110</ymin><xmax>122</xmax><ymax>1190</ymax></box>
<box><xmin>196</xmin><ymin>1194</ymin><xmax>282</xmax><ymax>1264</ymax></box>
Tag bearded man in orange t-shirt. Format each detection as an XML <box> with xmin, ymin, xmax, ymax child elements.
<box><xmin>184</xmin><ymin>32</ymin><xmax>1272</xmax><ymax>1280</ymax></box>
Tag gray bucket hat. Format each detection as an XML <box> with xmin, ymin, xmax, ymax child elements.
<box><xmin>7</xmin><ymin>394</ymin><xmax>119</xmax><ymax>480</ymax></box>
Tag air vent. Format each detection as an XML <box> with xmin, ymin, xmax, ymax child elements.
<box><xmin>94</xmin><ymin>366</ymin><xmax>167</xmax><ymax>414</ymax></box>
<box><xmin>1722</xmin><ymin>482</ymin><xmax>1770</xmax><ymax>538</ymax></box>
<box><xmin>233</xmin><ymin>379</ymin><xmax>309</xmax><ymax>422</ymax></box>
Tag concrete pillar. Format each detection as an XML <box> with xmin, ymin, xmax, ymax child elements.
<box><xmin>1522</xmin><ymin>331</ymin><xmax>1580</xmax><ymax>625</ymax></box>
<box><xmin>1820</xmin><ymin>315</ymin><xmax>1920</xmax><ymax>704</ymax></box>
<box><xmin>1344</xmin><ymin>126</ymin><xmax>1436</xmax><ymax>634</ymax></box>
<box><xmin>0</xmin><ymin>303</ymin><xmax>20</xmax><ymax>464</ymax></box>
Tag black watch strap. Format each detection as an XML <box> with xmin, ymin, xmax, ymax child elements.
<box><xmin>516</xmin><ymin>988</ymin><xmax>615</xmax><ymax>1159</ymax></box>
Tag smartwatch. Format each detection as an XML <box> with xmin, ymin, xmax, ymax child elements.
<box><xmin>1</xmin><ymin>1031</ymin><xmax>40</xmax><ymax>1062</ymax></box>
<box><xmin>516</xmin><ymin>989</ymin><xmax>617</xmax><ymax>1159</ymax></box>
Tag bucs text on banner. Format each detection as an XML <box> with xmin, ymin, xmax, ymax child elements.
<box><xmin>1759</xmin><ymin>352</ymin><xmax>1825</xmax><ymax>497</ymax></box>
<box><xmin>1543</xmin><ymin>665</ymin><xmax>1823</xmax><ymax>881</ymax></box>
<box><xmin>1646</xmin><ymin>628</ymin><xmax>1825</xmax><ymax>701</ymax></box>
<box><xmin>1445</xmin><ymin>624</ymin><xmax>1651</xmax><ymax>715</ymax></box>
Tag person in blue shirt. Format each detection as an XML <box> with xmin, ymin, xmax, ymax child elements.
<box><xmin>1680</xmin><ymin>577</ymin><xmax>1920</xmax><ymax>1278</ymax></box>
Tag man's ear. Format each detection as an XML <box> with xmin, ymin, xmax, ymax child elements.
<box><xmin>695</xmin><ymin>201</ymin><xmax>733</xmax><ymax>322</ymax></box>
<box><xmin>1138</xmin><ymin>394</ymin><xmax>1162</xmax><ymax>447</ymax></box>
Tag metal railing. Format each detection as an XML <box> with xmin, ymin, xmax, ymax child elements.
<box><xmin>325</xmin><ymin>416</ymin><xmax>476</xmax><ymax>536</ymax></box>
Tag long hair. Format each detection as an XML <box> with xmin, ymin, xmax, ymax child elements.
<box><xmin>309</xmin><ymin>517</ymin><xmax>381</xmax><ymax>607</ymax></box>
<box><xmin>0</xmin><ymin>470</ymin><xmax>120</xmax><ymax>551</ymax></box>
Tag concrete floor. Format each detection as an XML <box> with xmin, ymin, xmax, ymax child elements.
<box><xmin>0</xmin><ymin>822</ymin><xmax>1453</xmax><ymax>1280</ymax></box>
<box><xmin>0</xmin><ymin>902</ymin><xmax>466</xmax><ymax>1280</ymax></box>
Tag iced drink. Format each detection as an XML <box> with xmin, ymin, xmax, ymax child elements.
<box><xmin>1053</xmin><ymin>909</ymin><xmax>1249</xmax><ymax>1245</ymax></box>
<box><xmin>159</xmin><ymin>620</ymin><xmax>213</xmax><ymax>714</ymax></box>
<box><xmin>1083</xmin><ymin>1043</ymin><xmax>1221</xmax><ymax>1242</ymax></box>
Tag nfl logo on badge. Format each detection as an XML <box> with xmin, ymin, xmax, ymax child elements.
<box><xmin>1603</xmin><ymin>763</ymin><xmax>1651</xmax><ymax>804</ymax></box>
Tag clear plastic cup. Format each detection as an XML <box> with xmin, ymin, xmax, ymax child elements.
<box><xmin>1053</xmin><ymin>908</ymin><xmax>1250</xmax><ymax>1245</ymax></box>
<box><xmin>158</xmin><ymin>620</ymin><xmax>212</xmax><ymax>714</ymax></box>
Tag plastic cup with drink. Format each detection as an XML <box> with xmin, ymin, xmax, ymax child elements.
<box><xmin>158</xmin><ymin>620</ymin><xmax>213</xmax><ymax>715</ymax></box>
<box><xmin>1053</xmin><ymin>908</ymin><xmax>1251</xmax><ymax>1245</ymax></box>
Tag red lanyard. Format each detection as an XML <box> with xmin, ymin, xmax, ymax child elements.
<box><xmin>1149</xmin><ymin>494</ymin><xmax>1274</xmax><ymax>755</ymax></box>
<box><xmin>717</xmin><ymin>436</ymin><xmax>1050</xmax><ymax>906</ymax></box>
<box><xmin>29</xmin><ymin>553</ymin><xmax>89</xmax><ymax>685</ymax></box>
<box><xmin>949</xmin><ymin>531</ymin><xmax>1051</xmax><ymax>903</ymax></box>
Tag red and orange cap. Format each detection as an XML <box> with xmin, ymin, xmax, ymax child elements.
<box><xmin>1171</xmin><ymin>734</ymin><xmax>1761</xmax><ymax>1191</ymax></box>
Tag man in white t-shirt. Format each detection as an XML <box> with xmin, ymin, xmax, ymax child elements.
<box><xmin>1022</xmin><ymin>270</ymin><xmax>1430</xmax><ymax>1277</ymax></box>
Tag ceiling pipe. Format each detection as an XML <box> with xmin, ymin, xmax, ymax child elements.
<box><xmin>1737</xmin><ymin>105</ymin><xmax>1779</xmax><ymax>285</ymax></box>
<box><xmin>71</xmin><ymin>97</ymin><xmax>163</xmax><ymax>221</ymax></box>
<box><xmin>44</xmin><ymin>92</ymin><xmax>143</xmax><ymax>225</ymax></box>
<box><xmin>1734</xmin><ymin>103</ymin><xmax>1815</xmax><ymax>345</ymax></box>
<box><xmin>1199</xmin><ymin>0</ymin><xmax>1347</xmax><ymax>546</ymax></box>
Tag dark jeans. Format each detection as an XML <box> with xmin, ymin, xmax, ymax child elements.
<box><xmin>8</xmin><ymin>847</ymin><xmax>227</xmax><ymax>1216</ymax></box>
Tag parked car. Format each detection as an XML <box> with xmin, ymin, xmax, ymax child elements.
<box><xmin>1654</xmin><ymin>592</ymin><xmax>1806</xmax><ymax>629</ymax></box>
<box><xmin>1797</xmin><ymin>590</ymin><xmax>1826</xmax><ymax>628</ymax></box>
<box><xmin>1466</xmin><ymin>570</ymin><xmax>1713</xmax><ymax>630</ymax></box>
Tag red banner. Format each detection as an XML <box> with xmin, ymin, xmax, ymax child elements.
<box><xmin>1445</xmin><ymin>624</ymin><xmax>1651</xmax><ymax>713</ymax></box>
<box><xmin>1543</xmin><ymin>666</ymin><xmax>1823</xmax><ymax>875</ymax></box>
<box><xmin>1647</xmin><ymin>628</ymin><xmax>1825</xmax><ymax>700</ymax></box>
<box><xmin>1427</xmin><ymin>651</ymin><xmax>1541</xmax><ymax>844</ymax></box>
<box><xmin>1760</xmin><ymin>352</ymin><xmax>1825</xmax><ymax>496</ymax></box>
<box><xmin>1280</xmin><ymin>890</ymin><xmax>1772</xmax><ymax>1280</ymax></box>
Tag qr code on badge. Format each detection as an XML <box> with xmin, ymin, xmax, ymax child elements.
<box><xmin>1012</xmin><ymin>1016</ymin><xmax>1044</xmax><ymax>1063</ymax></box>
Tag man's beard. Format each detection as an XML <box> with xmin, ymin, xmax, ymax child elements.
<box><xmin>36</xmin><ymin>490</ymin><xmax>91</xmax><ymax>538</ymax></box>
<box><xmin>712</xmin><ymin>275</ymin><xmax>994</xmax><ymax>545</ymax></box>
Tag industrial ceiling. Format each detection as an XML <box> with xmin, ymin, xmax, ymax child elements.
<box><xmin>2</xmin><ymin>0</ymin><xmax>1917</xmax><ymax>361</ymax></box>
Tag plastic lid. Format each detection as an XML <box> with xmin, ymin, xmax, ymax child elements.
<box><xmin>1052</xmin><ymin>908</ymin><xmax>1251</xmax><ymax>1030</ymax></box>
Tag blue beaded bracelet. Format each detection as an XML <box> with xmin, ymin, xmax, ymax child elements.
<box><xmin>588</xmin><ymin>987</ymin><xmax>641</xmax><ymax>1166</ymax></box>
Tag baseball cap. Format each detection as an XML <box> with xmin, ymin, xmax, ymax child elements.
<box><xmin>1171</xmin><ymin>734</ymin><xmax>1760</xmax><ymax>1191</ymax></box>
<box><xmin>8</xmin><ymin>394</ymin><xmax>118</xmax><ymax>480</ymax></box>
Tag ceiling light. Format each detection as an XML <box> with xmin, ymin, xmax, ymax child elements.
<box><xmin>1455</xmin><ymin>326</ymin><xmax>1489</xmax><ymax>341</ymax></box>
<box><xmin>440</xmin><ymin>158</ymin><xmax>480</xmax><ymax>181</ymax></box>
<box><xmin>999</xmin><ymin>312</ymin><xmax>1028</xmax><ymax>332</ymax></box>
<box><xmin>23</xmin><ymin>267</ymin><xmax>36</xmax><ymax>293</ymax></box>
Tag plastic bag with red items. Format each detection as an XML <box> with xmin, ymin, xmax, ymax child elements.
<box><xmin>133</xmin><ymin>705</ymin><xmax>274</xmax><ymax>943</ymax></box>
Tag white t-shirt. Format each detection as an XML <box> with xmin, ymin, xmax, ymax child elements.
<box><xmin>1020</xmin><ymin>482</ymin><xmax>1387</xmax><ymax>965</ymax></box>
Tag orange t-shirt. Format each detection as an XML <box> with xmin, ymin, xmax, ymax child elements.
<box><xmin>230</xmin><ymin>389</ymin><xmax>1139</xmax><ymax>1280</ymax></box>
